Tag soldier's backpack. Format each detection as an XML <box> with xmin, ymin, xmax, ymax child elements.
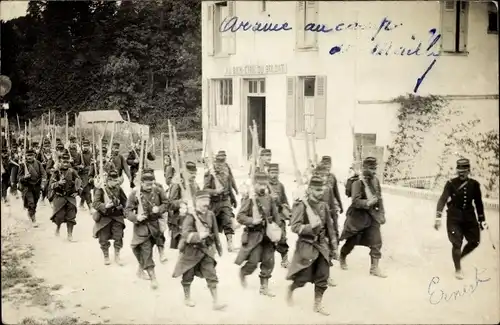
<box><xmin>345</xmin><ymin>175</ymin><xmax>360</xmax><ymax>198</ymax></box>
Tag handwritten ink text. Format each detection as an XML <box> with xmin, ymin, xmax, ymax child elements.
<box><xmin>219</xmin><ymin>16</ymin><xmax>292</xmax><ymax>33</ymax></box>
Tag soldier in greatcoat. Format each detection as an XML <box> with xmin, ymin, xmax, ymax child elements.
<box><xmin>434</xmin><ymin>158</ymin><xmax>486</xmax><ymax>280</ymax></box>
<box><xmin>168</xmin><ymin>161</ymin><xmax>200</xmax><ymax>250</ymax></box>
<box><xmin>320</xmin><ymin>156</ymin><xmax>344</xmax><ymax>227</ymax></box>
<box><xmin>17</xmin><ymin>149</ymin><xmax>48</xmax><ymax>227</ymax></box>
<box><xmin>9</xmin><ymin>142</ymin><xmax>19</xmax><ymax>199</ymax></box>
<box><xmin>204</xmin><ymin>153</ymin><xmax>238</xmax><ymax>252</ymax></box>
<box><xmin>267</xmin><ymin>163</ymin><xmax>291</xmax><ymax>268</ymax></box>
<box><xmin>235</xmin><ymin>171</ymin><xmax>280</xmax><ymax>297</ymax></box>
<box><xmin>40</xmin><ymin>141</ymin><xmax>56</xmax><ymax>204</ymax></box>
<box><xmin>77</xmin><ymin>139</ymin><xmax>95</xmax><ymax>211</ymax></box>
<box><xmin>126</xmin><ymin>143</ymin><xmax>155</xmax><ymax>188</ymax></box>
<box><xmin>216</xmin><ymin>150</ymin><xmax>238</xmax><ymax>196</ymax></box>
<box><xmin>286</xmin><ymin>176</ymin><xmax>337</xmax><ymax>316</ymax></box>
<box><xmin>106</xmin><ymin>142</ymin><xmax>131</xmax><ymax>184</ymax></box>
<box><xmin>164</xmin><ymin>154</ymin><xmax>175</xmax><ymax>186</ymax></box>
<box><xmin>92</xmin><ymin>169</ymin><xmax>127</xmax><ymax>266</ymax></box>
<box><xmin>124</xmin><ymin>172</ymin><xmax>169</xmax><ymax>290</ymax></box>
<box><xmin>48</xmin><ymin>153</ymin><xmax>82</xmax><ymax>241</ymax></box>
<box><xmin>172</xmin><ymin>190</ymin><xmax>226</xmax><ymax>310</ymax></box>
<box><xmin>338</xmin><ymin>157</ymin><xmax>387</xmax><ymax>278</ymax></box>
<box><xmin>1</xmin><ymin>149</ymin><xmax>15</xmax><ymax>205</ymax></box>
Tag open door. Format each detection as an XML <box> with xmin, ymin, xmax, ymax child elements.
<box><xmin>247</xmin><ymin>96</ymin><xmax>266</xmax><ymax>158</ymax></box>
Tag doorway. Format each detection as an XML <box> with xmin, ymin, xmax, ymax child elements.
<box><xmin>247</xmin><ymin>96</ymin><xmax>266</xmax><ymax>158</ymax></box>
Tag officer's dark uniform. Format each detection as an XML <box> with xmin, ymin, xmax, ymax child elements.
<box><xmin>436</xmin><ymin>158</ymin><xmax>485</xmax><ymax>277</ymax></box>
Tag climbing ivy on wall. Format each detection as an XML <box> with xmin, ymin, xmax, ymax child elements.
<box><xmin>384</xmin><ymin>94</ymin><xmax>447</xmax><ymax>181</ymax></box>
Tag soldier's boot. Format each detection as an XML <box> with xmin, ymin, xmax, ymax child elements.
<box><xmin>103</xmin><ymin>249</ymin><xmax>111</xmax><ymax>265</ymax></box>
<box><xmin>327</xmin><ymin>276</ymin><xmax>337</xmax><ymax>287</ymax></box>
<box><xmin>209</xmin><ymin>287</ymin><xmax>227</xmax><ymax>311</ymax></box>
<box><xmin>369</xmin><ymin>257</ymin><xmax>387</xmax><ymax>278</ymax></box>
<box><xmin>55</xmin><ymin>225</ymin><xmax>61</xmax><ymax>237</ymax></box>
<box><xmin>86</xmin><ymin>202</ymin><xmax>93</xmax><ymax>212</ymax></box>
<box><xmin>455</xmin><ymin>269</ymin><xmax>464</xmax><ymax>280</ymax></box>
<box><xmin>340</xmin><ymin>253</ymin><xmax>348</xmax><ymax>270</ymax></box>
<box><xmin>313</xmin><ymin>288</ymin><xmax>330</xmax><ymax>316</ymax></box>
<box><xmin>183</xmin><ymin>285</ymin><xmax>196</xmax><ymax>307</ymax></box>
<box><xmin>286</xmin><ymin>284</ymin><xmax>295</xmax><ymax>306</ymax></box>
<box><xmin>29</xmin><ymin>212</ymin><xmax>38</xmax><ymax>228</ymax></box>
<box><xmin>79</xmin><ymin>202</ymin><xmax>86</xmax><ymax>211</ymax></box>
<box><xmin>239</xmin><ymin>269</ymin><xmax>247</xmax><ymax>288</ymax></box>
<box><xmin>280</xmin><ymin>253</ymin><xmax>290</xmax><ymax>268</ymax></box>
<box><xmin>114</xmin><ymin>248</ymin><xmax>124</xmax><ymax>266</ymax></box>
<box><xmin>67</xmin><ymin>224</ymin><xmax>76</xmax><ymax>242</ymax></box>
<box><xmin>259</xmin><ymin>278</ymin><xmax>275</xmax><ymax>297</ymax></box>
<box><xmin>226</xmin><ymin>234</ymin><xmax>237</xmax><ymax>253</ymax></box>
<box><xmin>158</xmin><ymin>246</ymin><xmax>168</xmax><ymax>264</ymax></box>
<box><xmin>146</xmin><ymin>268</ymin><xmax>159</xmax><ymax>290</ymax></box>
<box><xmin>136</xmin><ymin>267</ymin><xmax>150</xmax><ymax>280</ymax></box>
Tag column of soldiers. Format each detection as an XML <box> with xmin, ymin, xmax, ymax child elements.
<box><xmin>1</xmin><ymin>123</ymin><xmax>489</xmax><ymax>316</ymax></box>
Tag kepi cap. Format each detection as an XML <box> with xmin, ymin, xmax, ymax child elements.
<box><xmin>362</xmin><ymin>157</ymin><xmax>377</xmax><ymax>168</ymax></box>
<box><xmin>309</xmin><ymin>175</ymin><xmax>324</xmax><ymax>187</ymax></box>
<box><xmin>456</xmin><ymin>158</ymin><xmax>470</xmax><ymax>170</ymax></box>
<box><xmin>195</xmin><ymin>190</ymin><xmax>210</xmax><ymax>200</ymax></box>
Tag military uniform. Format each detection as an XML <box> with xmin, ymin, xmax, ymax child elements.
<box><xmin>48</xmin><ymin>153</ymin><xmax>82</xmax><ymax>241</ymax></box>
<box><xmin>172</xmin><ymin>190</ymin><xmax>226</xmax><ymax>310</ymax></box>
<box><xmin>92</xmin><ymin>170</ymin><xmax>127</xmax><ymax>265</ymax></box>
<box><xmin>235</xmin><ymin>171</ymin><xmax>280</xmax><ymax>297</ymax></box>
<box><xmin>105</xmin><ymin>142</ymin><xmax>131</xmax><ymax>183</ymax></box>
<box><xmin>435</xmin><ymin>158</ymin><xmax>485</xmax><ymax>279</ymax></box>
<box><xmin>204</xmin><ymin>153</ymin><xmax>237</xmax><ymax>252</ymax></box>
<box><xmin>17</xmin><ymin>149</ymin><xmax>48</xmax><ymax>226</ymax></box>
<box><xmin>124</xmin><ymin>173</ymin><xmax>169</xmax><ymax>290</ymax></box>
<box><xmin>77</xmin><ymin>140</ymin><xmax>95</xmax><ymax>210</ymax></box>
<box><xmin>1</xmin><ymin>149</ymin><xmax>15</xmax><ymax>204</ymax></box>
<box><xmin>286</xmin><ymin>176</ymin><xmax>337</xmax><ymax>316</ymax></box>
<box><xmin>339</xmin><ymin>157</ymin><xmax>387</xmax><ymax>278</ymax></box>
<box><xmin>216</xmin><ymin>150</ymin><xmax>238</xmax><ymax>195</ymax></box>
<box><xmin>267</xmin><ymin>163</ymin><xmax>291</xmax><ymax>268</ymax></box>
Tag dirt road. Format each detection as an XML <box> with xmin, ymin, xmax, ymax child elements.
<box><xmin>2</xmin><ymin>169</ymin><xmax>499</xmax><ymax>324</ymax></box>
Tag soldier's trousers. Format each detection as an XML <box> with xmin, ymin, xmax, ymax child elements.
<box><xmin>52</xmin><ymin>203</ymin><xmax>77</xmax><ymax>226</ymax></box>
<box><xmin>181</xmin><ymin>255</ymin><xmax>218</xmax><ymax>289</ymax></box>
<box><xmin>241</xmin><ymin>237</ymin><xmax>276</xmax><ymax>279</ymax></box>
<box><xmin>22</xmin><ymin>184</ymin><xmax>41</xmax><ymax>218</ymax></box>
<box><xmin>97</xmin><ymin>221</ymin><xmax>125</xmax><ymax>251</ymax></box>
<box><xmin>80</xmin><ymin>184</ymin><xmax>92</xmax><ymax>206</ymax></box>
<box><xmin>340</xmin><ymin>224</ymin><xmax>382</xmax><ymax>259</ymax></box>
<box><xmin>290</xmin><ymin>255</ymin><xmax>329</xmax><ymax>295</ymax></box>
<box><xmin>213</xmin><ymin>201</ymin><xmax>234</xmax><ymax>236</ymax></box>
<box><xmin>1</xmin><ymin>174</ymin><xmax>9</xmax><ymax>200</ymax></box>
<box><xmin>132</xmin><ymin>237</ymin><xmax>155</xmax><ymax>270</ymax></box>
<box><xmin>130</xmin><ymin>170</ymin><xmax>137</xmax><ymax>188</ymax></box>
<box><xmin>9</xmin><ymin>165</ymin><xmax>18</xmax><ymax>194</ymax></box>
<box><xmin>331</xmin><ymin>212</ymin><xmax>340</xmax><ymax>244</ymax></box>
<box><xmin>275</xmin><ymin>219</ymin><xmax>289</xmax><ymax>256</ymax></box>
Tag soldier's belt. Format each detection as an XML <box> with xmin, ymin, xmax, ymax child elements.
<box><xmin>211</xmin><ymin>194</ymin><xmax>230</xmax><ymax>202</ymax></box>
<box><xmin>447</xmin><ymin>204</ymin><xmax>474</xmax><ymax>211</ymax></box>
<box><xmin>246</xmin><ymin>225</ymin><xmax>265</xmax><ymax>232</ymax></box>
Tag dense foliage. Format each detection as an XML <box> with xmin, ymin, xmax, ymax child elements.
<box><xmin>1</xmin><ymin>0</ymin><xmax>201</xmax><ymax>132</ymax></box>
<box><xmin>384</xmin><ymin>94</ymin><xmax>499</xmax><ymax>198</ymax></box>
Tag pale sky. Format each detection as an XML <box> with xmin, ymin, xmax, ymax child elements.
<box><xmin>0</xmin><ymin>1</ymin><xmax>28</xmax><ymax>21</ymax></box>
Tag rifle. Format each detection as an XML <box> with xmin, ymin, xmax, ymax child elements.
<box><xmin>311</xmin><ymin>132</ymin><xmax>318</xmax><ymax>167</ymax></box>
<box><xmin>248</xmin><ymin>122</ymin><xmax>262</xmax><ymax>223</ymax></box>
<box><xmin>96</xmin><ymin>136</ymin><xmax>110</xmax><ymax>204</ymax></box>
<box><xmin>126</xmin><ymin>111</ymin><xmax>139</xmax><ymax>158</ymax></box>
<box><xmin>65</xmin><ymin>113</ymin><xmax>69</xmax><ymax>146</ymax></box>
<box><xmin>28</xmin><ymin>119</ymin><xmax>32</xmax><ymax>149</ymax></box>
<box><xmin>23</xmin><ymin>122</ymin><xmax>28</xmax><ymax>175</ymax></box>
<box><xmin>136</xmin><ymin>131</ymin><xmax>145</xmax><ymax>216</ymax></box>
<box><xmin>16</xmin><ymin>114</ymin><xmax>20</xmax><ymax>137</ymax></box>
<box><xmin>204</xmin><ymin>124</ymin><xmax>223</xmax><ymax>192</ymax></box>
<box><xmin>288</xmin><ymin>137</ymin><xmax>321</xmax><ymax>228</ymax></box>
<box><xmin>41</xmin><ymin>115</ymin><xmax>45</xmax><ymax>147</ymax></box>
<box><xmin>167</xmin><ymin>119</ymin><xmax>175</xmax><ymax>167</ymax></box>
<box><xmin>106</xmin><ymin>122</ymin><xmax>116</xmax><ymax>161</ymax></box>
<box><xmin>160</xmin><ymin>132</ymin><xmax>166</xmax><ymax>185</ymax></box>
<box><xmin>172</xmin><ymin>125</ymin><xmax>182</xmax><ymax>185</ymax></box>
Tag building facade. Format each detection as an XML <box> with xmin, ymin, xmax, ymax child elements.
<box><xmin>202</xmin><ymin>0</ymin><xmax>499</xmax><ymax>179</ymax></box>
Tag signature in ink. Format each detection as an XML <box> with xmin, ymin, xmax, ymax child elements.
<box><xmin>371</xmin><ymin>29</ymin><xmax>441</xmax><ymax>57</ymax></box>
<box><xmin>427</xmin><ymin>267</ymin><xmax>491</xmax><ymax>305</ymax></box>
<box><xmin>414</xmin><ymin>59</ymin><xmax>437</xmax><ymax>93</ymax></box>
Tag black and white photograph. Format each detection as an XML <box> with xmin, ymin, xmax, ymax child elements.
<box><xmin>1</xmin><ymin>0</ymin><xmax>499</xmax><ymax>324</ymax></box>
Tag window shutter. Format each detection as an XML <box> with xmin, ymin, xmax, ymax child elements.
<box><xmin>304</xmin><ymin>1</ymin><xmax>318</xmax><ymax>48</ymax></box>
<box><xmin>314</xmin><ymin>76</ymin><xmax>327</xmax><ymax>139</ymax></box>
<box><xmin>228</xmin><ymin>1</ymin><xmax>236</xmax><ymax>54</ymax></box>
<box><xmin>286</xmin><ymin>77</ymin><xmax>296</xmax><ymax>136</ymax></box>
<box><xmin>296</xmin><ymin>1</ymin><xmax>305</xmax><ymax>49</ymax></box>
<box><xmin>207</xmin><ymin>4</ymin><xmax>215</xmax><ymax>56</ymax></box>
<box><xmin>440</xmin><ymin>1</ymin><xmax>456</xmax><ymax>52</ymax></box>
<box><xmin>459</xmin><ymin>1</ymin><xmax>468</xmax><ymax>52</ymax></box>
<box><xmin>203</xmin><ymin>79</ymin><xmax>210</xmax><ymax>129</ymax></box>
<box><xmin>296</xmin><ymin>79</ymin><xmax>305</xmax><ymax>133</ymax></box>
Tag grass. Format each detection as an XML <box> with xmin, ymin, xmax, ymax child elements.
<box><xmin>21</xmin><ymin>316</ymin><xmax>91</xmax><ymax>325</ymax></box>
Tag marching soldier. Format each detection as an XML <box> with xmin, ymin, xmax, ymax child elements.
<box><xmin>143</xmin><ymin>167</ymin><xmax>168</xmax><ymax>263</ymax></box>
<box><xmin>1</xmin><ymin>149</ymin><xmax>16</xmax><ymax>205</ymax></box>
<box><xmin>172</xmin><ymin>190</ymin><xmax>226</xmax><ymax>310</ymax></box>
<box><xmin>9</xmin><ymin>142</ymin><xmax>20</xmax><ymax>199</ymax></box>
<box><xmin>17</xmin><ymin>149</ymin><xmax>48</xmax><ymax>227</ymax></box>
<box><xmin>92</xmin><ymin>169</ymin><xmax>127</xmax><ymax>266</ymax></box>
<box><xmin>164</xmin><ymin>154</ymin><xmax>175</xmax><ymax>187</ymax></box>
<box><xmin>339</xmin><ymin>157</ymin><xmax>387</xmax><ymax>278</ymax></box>
<box><xmin>48</xmin><ymin>153</ymin><xmax>82</xmax><ymax>241</ymax></box>
<box><xmin>78</xmin><ymin>139</ymin><xmax>95</xmax><ymax>211</ymax></box>
<box><xmin>127</xmin><ymin>142</ymin><xmax>155</xmax><ymax>188</ymax></box>
<box><xmin>235</xmin><ymin>171</ymin><xmax>280</xmax><ymax>297</ymax></box>
<box><xmin>106</xmin><ymin>142</ymin><xmax>132</xmax><ymax>184</ymax></box>
<box><xmin>124</xmin><ymin>172</ymin><xmax>169</xmax><ymax>290</ymax></box>
<box><xmin>204</xmin><ymin>152</ymin><xmax>238</xmax><ymax>252</ymax></box>
<box><xmin>216</xmin><ymin>150</ymin><xmax>238</xmax><ymax>195</ymax></box>
<box><xmin>320</xmin><ymin>155</ymin><xmax>343</xmax><ymax>213</ymax></box>
<box><xmin>286</xmin><ymin>176</ymin><xmax>337</xmax><ymax>316</ymax></box>
<box><xmin>168</xmin><ymin>161</ymin><xmax>200</xmax><ymax>250</ymax></box>
<box><xmin>434</xmin><ymin>158</ymin><xmax>486</xmax><ymax>280</ymax></box>
<box><xmin>267</xmin><ymin>163</ymin><xmax>291</xmax><ymax>268</ymax></box>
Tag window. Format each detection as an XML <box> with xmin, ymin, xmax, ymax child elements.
<box><xmin>296</xmin><ymin>1</ymin><xmax>318</xmax><ymax>50</ymax></box>
<box><xmin>440</xmin><ymin>1</ymin><xmax>469</xmax><ymax>53</ymax></box>
<box><xmin>248</xmin><ymin>79</ymin><xmax>265</xmax><ymax>94</ymax></box>
<box><xmin>207</xmin><ymin>1</ymin><xmax>236</xmax><ymax>56</ymax></box>
<box><xmin>286</xmin><ymin>76</ymin><xmax>327</xmax><ymax>139</ymax></box>
<box><xmin>209</xmin><ymin>79</ymin><xmax>239</xmax><ymax>131</ymax></box>
<box><xmin>488</xmin><ymin>2</ymin><xmax>498</xmax><ymax>34</ymax></box>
